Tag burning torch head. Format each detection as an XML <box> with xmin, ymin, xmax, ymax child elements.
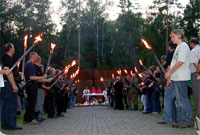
<box><xmin>141</xmin><ymin>39</ymin><xmax>152</xmax><ymax>50</ymax></box>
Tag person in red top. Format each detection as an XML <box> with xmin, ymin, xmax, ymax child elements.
<box><xmin>97</xmin><ymin>88</ymin><xmax>103</xmax><ymax>101</ymax></box>
<box><xmin>91</xmin><ymin>87</ymin><xmax>97</xmax><ymax>94</ymax></box>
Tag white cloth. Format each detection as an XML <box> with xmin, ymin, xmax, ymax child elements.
<box><xmin>190</xmin><ymin>45</ymin><xmax>200</xmax><ymax>73</ymax></box>
<box><xmin>0</xmin><ymin>66</ymin><xmax>5</xmax><ymax>88</ymax></box>
<box><xmin>82</xmin><ymin>89</ymin><xmax>90</xmax><ymax>101</ymax></box>
<box><xmin>103</xmin><ymin>90</ymin><xmax>109</xmax><ymax>104</ymax></box>
<box><xmin>170</xmin><ymin>42</ymin><xmax>191</xmax><ymax>81</ymax></box>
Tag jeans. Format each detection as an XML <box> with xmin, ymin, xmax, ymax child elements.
<box><xmin>146</xmin><ymin>88</ymin><xmax>153</xmax><ymax>112</ymax></box>
<box><xmin>162</xmin><ymin>86</ymin><xmax>177</xmax><ymax>123</ymax></box>
<box><xmin>171</xmin><ymin>81</ymin><xmax>193</xmax><ymax>125</ymax></box>
<box><xmin>1</xmin><ymin>81</ymin><xmax>17</xmax><ymax>129</ymax></box>
<box><xmin>151</xmin><ymin>85</ymin><xmax>161</xmax><ymax>113</ymax></box>
<box><xmin>38</xmin><ymin>89</ymin><xmax>45</xmax><ymax>119</ymax></box>
<box><xmin>141</xmin><ymin>95</ymin><xmax>147</xmax><ymax>112</ymax></box>
<box><xmin>70</xmin><ymin>96</ymin><xmax>77</xmax><ymax>108</ymax></box>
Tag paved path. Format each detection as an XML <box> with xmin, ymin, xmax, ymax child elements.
<box><xmin>2</xmin><ymin>106</ymin><xmax>196</xmax><ymax>135</ymax></box>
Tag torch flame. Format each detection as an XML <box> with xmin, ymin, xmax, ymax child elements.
<box><xmin>117</xmin><ymin>69</ymin><xmax>122</xmax><ymax>75</ymax></box>
<box><xmin>124</xmin><ymin>69</ymin><xmax>128</xmax><ymax>74</ymax></box>
<box><xmin>17</xmin><ymin>62</ymin><xmax>21</xmax><ymax>68</ymax></box>
<box><xmin>34</xmin><ymin>33</ymin><xmax>43</xmax><ymax>44</ymax></box>
<box><xmin>141</xmin><ymin>82</ymin><xmax>145</xmax><ymax>86</ymax></box>
<box><xmin>24</xmin><ymin>35</ymin><xmax>28</xmax><ymax>48</ymax></box>
<box><xmin>112</xmin><ymin>74</ymin><xmax>115</xmax><ymax>79</ymax></box>
<box><xmin>71</xmin><ymin>60</ymin><xmax>76</xmax><ymax>67</ymax></box>
<box><xmin>64</xmin><ymin>68</ymin><xmax>69</xmax><ymax>74</ymax></box>
<box><xmin>138</xmin><ymin>73</ymin><xmax>143</xmax><ymax>78</ymax></box>
<box><xmin>50</xmin><ymin>43</ymin><xmax>56</xmax><ymax>54</ymax></box>
<box><xmin>130</xmin><ymin>71</ymin><xmax>134</xmax><ymax>77</ymax></box>
<box><xmin>139</xmin><ymin>60</ymin><xmax>143</xmax><ymax>66</ymax></box>
<box><xmin>134</xmin><ymin>66</ymin><xmax>138</xmax><ymax>73</ymax></box>
<box><xmin>48</xmin><ymin>66</ymin><xmax>51</xmax><ymax>70</ymax></box>
<box><xmin>100</xmin><ymin>77</ymin><xmax>104</xmax><ymax>82</ymax></box>
<box><xmin>141</xmin><ymin>39</ymin><xmax>152</xmax><ymax>50</ymax></box>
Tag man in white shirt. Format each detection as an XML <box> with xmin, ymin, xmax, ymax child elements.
<box><xmin>165</xmin><ymin>29</ymin><xmax>193</xmax><ymax>128</ymax></box>
<box><xmin>189</xmin><ymin>37</ymin><xmax>200</xmax><ymax>118</ymax></box>
<box><xmin>82</xmin><ymin>87</ymin><xmax>90</xmax><ymax>104</ymax></box>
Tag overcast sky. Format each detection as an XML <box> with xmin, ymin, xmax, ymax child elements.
<box><xmin>50</xmin><ymin>0</ymin><xmax>189</xmax><ymax>31</ymax></box>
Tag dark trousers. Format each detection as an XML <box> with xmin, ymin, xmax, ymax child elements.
<box><xmin>46</xmin><ymin>91</ymin><xmax>56</xmax><ymax>117</ymax></box>
<box><xmin>56</xmin><ymin>93</ymin><xmax>65</xmax><ymax>115</ymax></box>
<box><xmin>24</xmin><ymin>81</ymin><xmax>38</xmax><ymax>122</ymax></box>
<box><xmin>151</xmin><ymin>88</ymin><xmax>161</xmax><ymax>113</ymax></box>
<box><xmin>1</xmin><ymin>81</ymin><xmax>17</xmax><ymax>129</ymax></box>
<box><xmin>63</xmin><ymin>93</ymin><xmax>69</xmax><ymax>112</ymax></box>
<box><xmin>146</xmin><ymin>88</ymin><xmax>153</xmax><ymax>112</ymax></box>
<box><xmin>115</xmin><ymin>92</ymin><xmax>124</xmax><ymax>110</ymax></box>
<box><xmin>123</xmin><ymin>94</ymin><xmax>129</xmax><ymax>109</ymax></box>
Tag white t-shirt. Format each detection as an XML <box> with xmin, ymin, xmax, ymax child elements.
<box><xmin>0</xmin><ymin>66</ymin><xmax>5</xmax><ymax>88</ymax></box>
<box><xmin>170</xmin><ymin>42</ymin><xmax>191</xmax><ymax>81</ymax></box>
<box><xmin>190</xmin><ymin>45</ymin><xmax>200</xmax><ymax>73</ymax></box>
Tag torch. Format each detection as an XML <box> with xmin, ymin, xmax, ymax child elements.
<box><xmin>45</xmin><ymin>43</ymin><xmax>56</xmax><ymax>74</ymax></box>
<box><xmin>22</xmin><ymin>35</ymin><xmax>28</xmax><ymax>76</ymax></box>
<box><xmin>112</xmin><ymin>73</ymin><xmax>115</xmax><ymax>80</ymax></box>
<box><xmin>130</xmin><ymin>70</ymin><xmax>138</xmax><ymax>86</ymax></box>
<box><xmin>100</xmin><ymin>77</ymin><xmax>106</xmax><ymax>89</ymax></box>
<box><xmin>10</xmin><ymin>33</ymin><xmax>43</xmax><ymax>71</ymax></box>
<box><xmin>53</xmin><ymin>60</ymin><xmax>76</xmax><ymax>79</ymax></box>
<box><xmin>141</xmin><ymin>39</ymin><xmax>166</xmax><ymax>73</ymax></box>
<box><xmin>50</xmin><ymin>67</ymin><xmax>70</xmax><ymax>88</ymax></box>
<box><xmin>68</xmin><ymin>67</ymin><xmax>80</xmax><ymax>87</ymax></box>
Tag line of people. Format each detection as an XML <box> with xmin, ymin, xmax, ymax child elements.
<box><xmin>0</xmin><ymin>43</ymin><xmax>78</xmax><ymax>130</ymax></box>
<box><xmin>107</xmin><ymin>29</ymin><xmax>200</xmax><ymax>129</ymax></box>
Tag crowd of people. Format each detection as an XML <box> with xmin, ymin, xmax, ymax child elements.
<box><xmin>0</xmin><ymin>29</ymin><xmax>199</xmax><ymax>131</ymax></box>
<box><xmin>0</xmin><ymin>43</ymin><xmax>78</xmax><ymax>130</ymax></box>
<box><xmin>107</xmin><ymin>29</ymin><xmax>200</xmax><ymax>128</ymax></box>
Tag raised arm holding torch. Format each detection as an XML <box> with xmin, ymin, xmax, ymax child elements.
<box><xmin>10</xmin><ymin>33</ymin><xmax>43</xmax><ymax>72</ymax></box>
<box><xmin>45</xmin><ymin>43</ymin><xmax>56</xmax><ymax>74</ymax></box>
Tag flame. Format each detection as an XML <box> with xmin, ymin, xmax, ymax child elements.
<box><xmin>141</xmin><ymin>82</ymin><xmax>145</xmax><ymax>86</ymax></box>
<box><xmin>48</xmin><ymin>66</ymin><xmax>51</xmax><ymax>70</ymax></box>
<box><xmin>71</xmin><ymin>60</ymin><xmax>76</xmax><ymax>67</ymax></box>
<box><xmin>139</xmin><ymin>60</ymin><xmax>143</xmax><ymax>66</ymax></box>
<box><xmin>34</xmin><ymin>33</ymin><xmax>43</xmax><ymax>44</ymax></box>
<box><xmin>100</xmin><ymin>77</ymin><xmax>104</xmax><ymax>82</ymax></box>
<box><xmin>134</xmin><ymin>66</ymin><xmax>138</xmax><ymax>73</ymax></box>
<box><xmin>24</xmin><ymin>35</ymin><xmax>28</xmax><ymax>48</ymax></box>
<box><xmin>141</xmin><ymin>39</ymin><xmax>152</xmax><ymax>50</ymax></box>
<box><xmin>117</xmin><ymin>69</ymin><xmax>122</xmax><ymax>75</ymax></box>
<box><xmin>64</xmin><ymin>68</ymin><xmax>69</xmax><ymax>74</ymax></box>
<box><xmin>50</xmin><ymin>43</ymin><xmax>56</xmax><ymax>54</ymax></box>
<box><xmin>130</xmin><ymin>71</ymin><xmax>134</xmax><ymax>77</ymax></box>
<box><xmin>138</xmin><ymin>73</ymin><xmax>143</xmax><ymax>78</ymax></box>
<box><xmin>17</xmin><ymin>62</ymin><xmax>21</xmax><ymax>68</ymax></box>
<box><xmin>64</xmin><ymin>60</ymin><xmax>77</xmax><ymax>73</ymax></box>
<box><xmin>112</xmin><ymin>73</ymin><xmax>115</xmax><ymax>79</ymax></box>
<box><xmin>124</xmin><ymin>69</ymin><xmax>128</xmax><ymax>74</ymax></box>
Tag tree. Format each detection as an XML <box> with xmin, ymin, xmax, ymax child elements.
<box><xmin>181</xmin><ymin>0</ymin><xmax>200</xmax><ymax>40</ymax></box>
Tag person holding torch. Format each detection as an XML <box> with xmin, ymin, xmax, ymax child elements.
<box><xmin>23</xmin><ymin>52</ymin><xmax>47</xmax><ymax>124</ymax></box>
<box><xmin>1</xmin><ymin>43</ymin><xmax>23</xmax><ymax>130</ymax></box>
